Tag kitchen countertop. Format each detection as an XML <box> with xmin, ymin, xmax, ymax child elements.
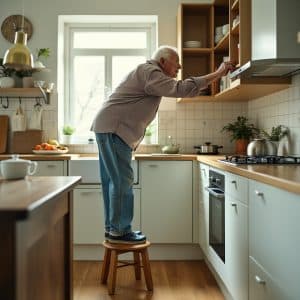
<box><xmin>198</xmin><ymin>155</ymin><xmax>300</xmax><ymax>195</ymax></box>
<box><xmin>1</xmin><ymin>153</ymin><xmax>299</xmax><ymax>194</ymax></box>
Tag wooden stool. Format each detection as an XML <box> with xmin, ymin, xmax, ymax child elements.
<box><xmin>101</xmin><ymin>240</ymin><xmax>153</xmax><ymax>295</ymax></box>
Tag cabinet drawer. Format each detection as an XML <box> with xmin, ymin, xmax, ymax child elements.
<box><xmin>225</xmin><ymin>172</ymin><xmax>248</xmax><ymax>204</ymax></box>
<box><xmin>249</xmin><ymin>256</ymin><xmax>292</xmax><ymax>300</ymax></box>
<box><xmin>34</xmin><ymin>161</ymin><xmax>65</xmax><ymax>176</ymax></box>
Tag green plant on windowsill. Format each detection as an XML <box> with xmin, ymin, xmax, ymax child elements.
<box><xmin>145</xmin><ymin>124</ymin><xmax>154</xmax><ymax>137</ymax></box>
<box><xmin>63</xmin><ymin>125</ymin><xmax>75</xmax><ymax>135</ymax></box>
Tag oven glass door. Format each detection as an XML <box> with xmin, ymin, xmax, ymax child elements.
<box><xmin>208</xmin><ymin>187</ymin><xmax>225</xmax><ymax>262</ymax></box>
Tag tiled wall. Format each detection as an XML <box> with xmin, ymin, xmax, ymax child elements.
<box><xmin>248</xmin><ymin>74</ymin><xmax>300</xmax><ymax>155</ymax></box>
<box><xmin>157</xmin><ymin>101</ymin><xmax>248</xmax><ymax>154</ymax></box>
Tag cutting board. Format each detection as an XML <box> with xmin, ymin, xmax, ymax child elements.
<box><xmin>12</xmin><ymin>130</ymin><xmax>43</xmax><ymax>153</ymax></box>
<box><xmin>0</xmin><ymin>115</ymin><xmax>9</xmax><ymax>153</ymax></box>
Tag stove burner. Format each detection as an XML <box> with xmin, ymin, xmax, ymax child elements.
<box><xmin>220</xmin><ymin>155</ymin><xmax>300</xmax><ymax>165</ymax></box>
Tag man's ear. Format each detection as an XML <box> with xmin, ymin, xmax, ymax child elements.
<box><xmin>159</xmin><ymin>57</ymin><xmax>165</xmax><ymax>66</ymax></box>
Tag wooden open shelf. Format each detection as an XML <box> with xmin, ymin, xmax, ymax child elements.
<box><xmin>177</xmin><ymin>0</ymin><xmax>291</xmax><ymax>103</ymax></box>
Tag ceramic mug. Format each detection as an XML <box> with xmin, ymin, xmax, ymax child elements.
<box><xmin>0</xmin><ymin>155</ymin><xmax>38</xmax><ymax>180</ymax></box>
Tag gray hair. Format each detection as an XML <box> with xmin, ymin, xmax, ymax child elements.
<box><xmin>151</xmin><ymin>46</ymin><xmax>178</xmax><ymax>61</ymax></box>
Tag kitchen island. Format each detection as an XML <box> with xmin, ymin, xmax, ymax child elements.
<box><xmin>0</xmin><ymin>176</ymin><xmax>81</xmax><ymax>300</ymax></box>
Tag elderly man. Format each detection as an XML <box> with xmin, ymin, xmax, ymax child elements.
<box><xmin>91</xmin><ymin>45</ymin><xmax>234</xmax><ymax>244</ymax></box>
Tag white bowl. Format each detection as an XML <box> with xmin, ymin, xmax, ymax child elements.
<box><xmin>222</xmin><ymin>24</ymin><xmax>229</xmax><ymax>35</ymax></box>
<box><xmin>184</xmin><ymin>40</ymin><xmax>202</xmax><ymax>48</ymax></box>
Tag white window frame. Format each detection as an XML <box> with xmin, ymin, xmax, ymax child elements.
<box><xmin>58</xmin><ymin>15</ymin><xmax>158</xmax><ymax>144</ymax></box>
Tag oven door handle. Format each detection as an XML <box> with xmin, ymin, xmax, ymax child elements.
<box><xmin>205</xmin><ymin>186</ymin><xmax>225</xmax><ymax>199</ymax></box>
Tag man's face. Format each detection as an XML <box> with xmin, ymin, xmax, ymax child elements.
<box><xmin>159</xmin><ymin>52</ymin><xmax>181</xmax><ymax>78</ymax></box>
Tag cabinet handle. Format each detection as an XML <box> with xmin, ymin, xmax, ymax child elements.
<box><xmin>80</xmin><ymin>191</ymin><xmax>100</xmax><ymax>196</ymax></box>
<box><xmin>231</xmin><ymin>203</ymin><xmax>237</xmax><ymax>207</ymax></box>
<box><xmin>148</xmin><ymin>164</ymin><xmax>158</xmax><ymax>168</ymax></box>
<box><xmin>46</xmin><ymin>165</ymin><xmax>56</xmax><ymax>168</ymax></box>
<box><xmin>231</xmin><ymin>180</ymin><xmax>237</xmax><ymax>184</ymax></box>
<box><xmin>255</xmin><ymin>275</ymin><xmax>266</xmax><ymax>285</ymax></box>
<box><xmin>255</xmin><ymin>190</ymin><xmax>264</xmax><ymax>197</ymax></box>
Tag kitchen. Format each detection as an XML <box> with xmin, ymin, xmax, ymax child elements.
<box><xmin>0</xmin><ymin>0</ymin><xmax>300</xmax><ymax>299</ymax></box>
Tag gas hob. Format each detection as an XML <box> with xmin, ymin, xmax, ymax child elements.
<box><xmin>219</xmin><ymin>155</ymin><xmax>300</xmax><ymax>166</ymax></box>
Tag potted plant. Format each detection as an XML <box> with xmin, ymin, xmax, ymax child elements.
<box><xmin>261</xmin><ymin>125</ymin><xmax>288</xmax><ymax>142</ymax></box>
<box><xmin>144</xmin><ymin>124</ymin><xmax>154</xmax><ymax>144</ymax></box>
<box><xmin>61</xmin><ymin>125</ymin><xmax>75</xmax><ymax>144</ymax></box>
<box><xmin>221</xmin><ymin>116</ymin><xmax>259</xmax><ymax>154</ymax></box>
<box><xmin>261</xmin><ymin>125</ymin><xmax>289</xmax><ymax>155</ymax></box>
<box><xmin>34</xmin><ymin>48</ymin><xmax>51</xmax><ymax>68</ymax></box>
<box><xmin>0</xmin><ymin>58</ymin><xmax>15</xmax><ymax>88</ymax></box>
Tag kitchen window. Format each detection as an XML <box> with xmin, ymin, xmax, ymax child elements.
<box><xmin>58</xmin><ymin>15</ymin><xmax>158</xmax><ymax>144</ymax></box>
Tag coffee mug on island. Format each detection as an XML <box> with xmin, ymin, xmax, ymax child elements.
<box><xmin>0</xmin><ymin>155</ymin><xmax>38</xmax><ymax>180</ymax></box>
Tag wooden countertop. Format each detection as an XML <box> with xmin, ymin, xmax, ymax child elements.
<box><xmin>0</xmin><ymin>154</ymin><xmax>79</xmax><ymax>161</ymax></box>
<box><xmin>1</xmin><ymin>153</ymin><xmax>299</xmax><ymax>194</ymax></box>
<box><xmin>0</xmin><ymin>176</ymin><xmax>81</xmax><ymax>219</ymax></box>
<box><xmin>197</xmin><ymin>155</ymin><xmax>300</xmax><ymax>195</ymax></box>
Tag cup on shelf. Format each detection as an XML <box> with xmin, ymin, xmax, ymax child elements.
<box><xmin>215</xmin><ymin>34</ymin><xmax>223</xmax><ymax>44</ymax></box>
<box><xmin>215</xmin><ymin>26</ymin><xmax>223</xmax><ymax>35</ymax></box>
<box><xmin>33</xmin><ymin>80</ymin><xmax>45</xmax><ymax>88</ymax></box>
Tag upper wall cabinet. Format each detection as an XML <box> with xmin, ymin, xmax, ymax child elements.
<box><xmin>177</xmin><ymin>0</ymin><xmax>291</xmax><ymax>103</ymax></box>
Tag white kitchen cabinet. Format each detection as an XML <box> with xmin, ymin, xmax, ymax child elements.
<box><xmin>73</xmin><ymin>186</ymin><xmax>141</xmax><ymax>244</ymax></box>
<box><xmin>140</xmin><ymin>160</ymin><xmax>193</xmax><ymax>243</ymax></box>
<box><xmin>33</xmin><ymin>160</ymin><xmax>67</xmax><ymax>176</ymax></box>
<box><xmin>249</xmin><ymin>180</ymin><xmax>300</xmax><ymax>300</ymax></box>
<box><xmin>225</xmin><ymin>172</ymin><xmax>248</xmax><ymax>300</ymax></box>
<box><xmin>198</xmin><ymin>163</ymin><xmax>210</xmax><ymax>255</ymax></box>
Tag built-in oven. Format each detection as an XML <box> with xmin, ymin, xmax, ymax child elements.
<box><xmin>206</xmin><ymin>169</ymin><xmax>225</xmax><ymax>263</ymax></box>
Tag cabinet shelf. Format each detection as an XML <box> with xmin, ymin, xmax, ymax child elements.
<box><xmin>214</xmin><ymin>33</ymin><xmax>229</xmax><ymax>52</ymax></box>
<box><xmin>231</xmin><ymin>22</ymin><xmax>240</xmax><ymax>35</ymax></box>
<box><xmin>183</xmin><ymin>48</ymin><xmax>212</xmax><ymax>56</ymax></box>
<box><xmin>231</xmin><ymin>0</ymin><xmax>239</xmax><ymax>11</ymax></box>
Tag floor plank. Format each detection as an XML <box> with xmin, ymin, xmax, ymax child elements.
<box><xmin>73</xmin><ymin>260</ymin><xmax>225</xmax><ymax>300</ymax></box>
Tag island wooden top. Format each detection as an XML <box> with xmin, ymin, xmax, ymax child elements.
<box><xmin>0</xmin><ymin>176</ymin><xmax>81</xmax><ymax>219</ymax></box>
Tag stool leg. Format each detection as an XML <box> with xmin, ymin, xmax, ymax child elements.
<box><xmin>133</xmin><ymin>252</ymin><xmax>141</xmax><ymax>280</ymax></box>
<box><xmin>108</xmin><ymin>250</ymin><xmax>118</xmax><ymax>295</ymax></box>
<box><xmin>101</xmin><ymin>248</ymin><xmax>111</xmax><ymax>284</ymax></box>
<box><xmin>141</xmin><ymin>249</ymin><xmax>153</xmax><ymax>291</ymax></box>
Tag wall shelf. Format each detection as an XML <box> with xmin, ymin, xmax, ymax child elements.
<box><xmin>0</xmin><ymin>87</ymin><xmax>51</xmax><ymax>105</ymax></box>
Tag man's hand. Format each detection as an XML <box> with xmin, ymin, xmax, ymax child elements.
<box><xmin>217</xmin><ymin>61</ymin><xmax>235</xmax><ymax>77</ymax></box>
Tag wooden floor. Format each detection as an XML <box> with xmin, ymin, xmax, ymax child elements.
<box><xmin>73</xmin><ymin>260</ymin><xmax>225</xmax><ymax>300</ymax></box>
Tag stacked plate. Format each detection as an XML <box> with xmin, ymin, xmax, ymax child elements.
<box><xmin>183</xmin><ymin>40</ymin><xmax>202</xmax><ymax>48</ymax></box>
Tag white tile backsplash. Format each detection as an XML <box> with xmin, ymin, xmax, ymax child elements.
<box><xmin>248</xmin><ymin>74</ymin><xmax>300</xmax><ymax>155</ymax></box>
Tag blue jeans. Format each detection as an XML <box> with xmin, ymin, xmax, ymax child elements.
<box><xmin>95</xmin><ymin>133</ymin><xmax>134</xmax><ymax>236</ymax></box>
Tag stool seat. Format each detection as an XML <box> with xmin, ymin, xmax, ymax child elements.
<box><xmin>101</xmin><ymin>240</ymin><xmax>153</xmax><ymax>295</ymax></box>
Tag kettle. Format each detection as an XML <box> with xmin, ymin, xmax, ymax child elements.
<box><xmin>247</xmin><ymin>138</ymin><xmax>277</xmax><ymax>156</ymax></box>
<box><xmin>0</xmin><ymin>154</ymin><xmax>38</xmax><ymax>180</ymax></box>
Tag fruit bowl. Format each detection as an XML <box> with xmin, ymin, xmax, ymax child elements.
<box><xmin>32</xmin><ymin>141</ymin><xmax>68</xmax><ymax>154</ymax></box>
<box><xmin>32</xmin><ymin>148</ymin><xmax>69</xmax><ymax>155</ymax></box>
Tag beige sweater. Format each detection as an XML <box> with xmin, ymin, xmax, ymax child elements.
<box><xmin>91</xmin><ymin>60</ymin><xmax>207</xmax><ymax>150</ymax></box>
